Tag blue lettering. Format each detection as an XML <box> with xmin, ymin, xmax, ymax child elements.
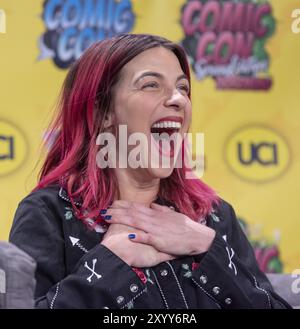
<box><xmin>57</xmin><ymin>27</ymin><xmax>77</xmax><ymax>62</ymax></box>
<box><xmin>114</xmin><ymin>0</ymin><xmax>134</xmax><ymax>33</ymax></box>
<box><xmin>61</xmin><ymin>0</ymin><xmax>81</xmax><ymax>29</ymax></box>
<box><xmin>75</xmin><ymin>28</ymin><xmax>95</xmax><ymax>59</ymax></box>
<box><xmin>41</xmin><ymin>0</ymin><xmax>135</xmax><ymax>67</ymax></box>
<box><xmin>44</xmin><ymin>0</ymin><xmax>62</xmax><ymax>30</ymax></box>
<box><xmin>79</xmin><ymin>0</ymin><xmax>98</xmax><ymax>29</ymax></box>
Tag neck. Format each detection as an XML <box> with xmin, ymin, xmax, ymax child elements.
<box><xmin>113</xmin><ymin>168</ymin><xmax>160</xmax><ymax>207</ymax></box>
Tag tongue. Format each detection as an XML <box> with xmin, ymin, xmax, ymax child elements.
<box><xmin>151</xmin><ymin>128</ymin><xmax>176</xmax><ymax>157</ymax></box>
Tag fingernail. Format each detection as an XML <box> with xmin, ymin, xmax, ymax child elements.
<box><xmin>99</xmin><ymin>209</ymin><xmax>107</xmax><ymax>215</ymax></box>
<box><xmin>104</xmin><ymin>215</ymin><xmax>112</xmax><ymax>220</ymax></box>
<box><xmin>128</xmin><ymin>233</ymin><xmax>136</xmax><ymax>239</ymax></box>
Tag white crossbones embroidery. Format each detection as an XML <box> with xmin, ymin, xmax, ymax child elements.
<box><xmin>84</xmin><ymin>258</ymin><xmax>102</xmax><ymax>282</ymax></box>
<box><xmin>225</xmin><ymin>247</ymin><xmax>237</xmax><ymax>276</ymax></box>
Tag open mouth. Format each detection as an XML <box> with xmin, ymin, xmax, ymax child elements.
<box><xmin>150</xmin><ymin>119</ymin><xmax>182</xmax><ymax>158</ymax></box>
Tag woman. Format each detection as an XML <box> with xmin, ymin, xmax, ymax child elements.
<box><xmin>9</xmin><ymin>34</ymin><xmax>290</xmax><ymax>309</ymax></box>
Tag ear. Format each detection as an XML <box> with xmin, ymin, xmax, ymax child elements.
<box><xmin>103</xmin><ymin>110</ymin><xmax>114</xmax><ymax>130</ymax></box>
<box><xmin>95</xmin><ymin>99</ymin><xmax>116</xmax><ymax>132</ymax></box>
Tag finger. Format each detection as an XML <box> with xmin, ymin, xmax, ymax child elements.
<box><xmin>103</xmin><ymin>214</ymin><xmax>132</xmax><ymax>225</ymax></box>
<box><xmin>110</xmin><ymin>200</ymin><xmax>131</xmax><ymax>209</ymax></box>
<box><xmin>130</xmin><ymin>202</ymin><xmax>156</xmax><ymax>216</ymax></box>
<box><xmin>128</xmin><ymin>233</ymin><xmax>176</xmax><ymax>262</ymax></box>
<box><xmin>106</xmin><ymin>205</ymin><xmax>151</xmax><ymax>217</ymax></box>
<box><xmin>128</xmin><ymin>231</ymin><xmax>154</xmax><ymax>245</ymax></box>
<box><xmin>150</xmin><ymin>203</ymin><xmax>174</xmax><ymax>213</ymax></box>
<box><xmin>105</xmin><ymin>208</ymin><xmax>130</xmax><ymax>217</ymax></box>
<box><xmin>105</xmin><ymin>211</ymin><xmax>153</xmax><ymax>233</ymax></box>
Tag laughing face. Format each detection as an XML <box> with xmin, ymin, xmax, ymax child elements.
<box><xmin>109</xmin><ymin>46</ymin><xmax>192</xmax><ymax>178</ymax></box>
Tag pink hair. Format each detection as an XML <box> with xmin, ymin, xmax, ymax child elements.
<box><xmin>35</xmin><ymin>34</ymin><xmax>219</xmax><ymax>223</ymax></box>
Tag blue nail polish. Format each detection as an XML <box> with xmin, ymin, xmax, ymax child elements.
<box><xmin>128</xmin><ymin>233</ymin><xmax>136</xmax><ymax>239</ymax></box>
<box><xmin>99</xmin><ymin>209</ymin><xmax>107</xmax><ymax>215</ymax></box>
<box><xmin>104</xmin><ymin>215</ymin><xmax>112</xmax><ymax>220</ymax></box>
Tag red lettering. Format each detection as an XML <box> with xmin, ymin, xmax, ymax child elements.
<box><xmin>214</xmin><ymin>32</ymin><xmax>234</xmax><ymax>64</ymax></box>
<box><xmin>245</xmin><ymin>3</ymin><xmax>255</xmax><ymax>33</ymax></box>
<box><xmin>181</xmin><ymin>0</ymin><xmax>202</xmax><ymax>36</ymax></box>
<box><xmin>196</xmin><ymin>31</ymin><xmax>216</xmax><ymax>63</ymax></box>
<box><xmin>254</xmin><ymin>4</ymin><xmax>271</xmax><ymax>37</ymax></box>
<box><xmin>217</xmin><ymin>2</ymin><xmax>233</xmax><ymax>32</ymax></box>
<box><xmin>234</xmin><ymin>32</ymin><xmax>254</xmax><ymax>58</ymax></box>
<box><xmin>230</xmin><ymin>3</ymin><xmax>244</xmax><ymax>32</ymax></box>
<box><xmin>199</xmin><ymin>1</ymin><xmax>220</xmax><ymax>33</ymax></box>
<box><xmin>182</xmin><ymin>0</ymin><xmax>273</xmax><ymax>65</ymax></box>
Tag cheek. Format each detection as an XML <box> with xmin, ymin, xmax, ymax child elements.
<box><xmin>114</xmin><ymin>98</ymin><xmax>141</xmax><ymax>125</ymax></box>
<box><xmin>127</xmin><ymin>96</ymin><xmax>158</xmax><ymax>123</ymax></box>
<box><xmin>115</xmin><ymin>98</ymin><xmax>154</xmax><ymax>133</ymax></box>
<box><xmin>184</xmin><ymin>102</ymin><xmax>192</xmax><ymax>125</ymax></box>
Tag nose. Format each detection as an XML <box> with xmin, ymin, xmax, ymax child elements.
<box><xmin>164</xmin><ymin>88</ymin><xmax>187</xmax><ymax>111</ymax></box>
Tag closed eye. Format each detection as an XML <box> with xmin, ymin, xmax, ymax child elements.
<box><xmin>178</xmin><ymin>85</ymin><xmax>189</xmax><ymax>93</ymax></box>
<box><xmin>142</xmin><ymin>82</ymin><xmax>159</xmax><ymax>89</ymax></box>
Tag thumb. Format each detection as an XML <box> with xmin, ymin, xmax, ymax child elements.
<box><xmin>128</xmin><ymin>231</ymin><xmax>153</xmax><ymax>245</ymax></box>
<box><xmin>157</xmin><ymin>252</ymin><xmax>176</xmax><ymax>263</ymax></box>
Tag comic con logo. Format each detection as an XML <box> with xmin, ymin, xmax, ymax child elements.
<box><xmin>39</xmin><ymin>0</ymin><xmax>135</xmax><ymax>68</ymax></box>
<box><xmin>180</xmin><ymin>0</ymin><xmax>276</xmax><ymax>90</ymax></box>
<box><xmin>0</xmin><ymin>120</ymin><xmax>28</xmax><ymax>177</ymax></box>
<box><xmin>225</xmin><ymin>126</ymin><xmax>290</xmax><ymax>183</ymax></box>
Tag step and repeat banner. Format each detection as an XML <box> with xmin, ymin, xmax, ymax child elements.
<box><xmin>0</xmin><ymin>0</ymin><xmax>299</xmax><ymax>273</ymax></box>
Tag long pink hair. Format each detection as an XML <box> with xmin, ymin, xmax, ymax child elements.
<box><xmin>35</xmin><ymin>33</ymin><xmax>219</xmax><ymax>222</ymax></box>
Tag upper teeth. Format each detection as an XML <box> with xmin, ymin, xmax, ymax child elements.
<box><xmin>152</xmin><ymin>121</ymin><xmax>181</xmax><ymax>129</ymax></box>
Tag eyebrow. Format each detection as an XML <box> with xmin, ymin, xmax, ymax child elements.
<box><xmin>133</xmin><ymin>71</ymin><xmax>189</xmax><ymax>85</ymax></box>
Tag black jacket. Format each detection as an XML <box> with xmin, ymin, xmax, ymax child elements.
<box><xmin>9</xmin><ymin>184</ymin><xmax>290</xmax><ymax>309</ymax></box>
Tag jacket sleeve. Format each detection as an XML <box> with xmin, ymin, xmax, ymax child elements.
<box><xmin>191</xmin><ymin>201</ymin><xmax>291</xmax><ymax>309</ymax></box>
<box><xmin>9</xmin><ymin>196</ymin><xmax>145</xmax><ymax>309</ymax></box>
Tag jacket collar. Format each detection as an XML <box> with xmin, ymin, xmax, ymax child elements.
<box><xmin>58</xmin><ymin>187</ymin><xmax>83</xmax><ymax>206</ymax></box>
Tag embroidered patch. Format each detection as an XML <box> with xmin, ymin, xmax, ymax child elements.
<box><xmin>84</xmin><ymin>217</ymin><xmax>108</xmax><ymax>233</ymax></box>
<box><xmin>69</xmin><ymin>236</ymin><xmax>88</xmax><ymax>253</ymax></box>
<box><xmin>145</xmin><ymin>269</ymin><xmax>155</xmax><ymax>285</ymax></box>
<box><xmin>64</xmin><ymin>206</ymin><xmax>74</xmax><ymax>220</ymax></box>
<box><xmin>210</xmin><ymin>212</ymin><xmax>220</xmax><ymax>223</ymax></box>
<box><xmin>192</xmin><ymin>262</ymin><xmax>200</xmax><ymax>271</ymax></box>
<box><xmin>132</xmin><ymin>267</ymin><xmax>147</xmax><ymax>284</ymax></box>
<box><xmin>225</xmin><ymin>246</ymin><xmax>237</xmax><ymax>276</ymax></box>
<box><xmin>84</xmin><ymin>258</ymin><xmax>102</xmax><ymax>282</ymax></box>
<box><xmin>125</xmin><ymin>300</ymin><xmax>134</xmax><ymax>309</ymax></box>
<box><xmin>181</xmin><ymin>263</ymin><xmax>192</xmax><ymax>278</ymax></box>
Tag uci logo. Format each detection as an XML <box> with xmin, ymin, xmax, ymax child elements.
<box><xmin>225</xmin><ymin>126</ymin><xmax>290</xmax><ymax>183</ymax></box>
<box><xmin>0</xmin><ymin>120</ymin><xmax>28</xmax><ymax>177</ymax></box>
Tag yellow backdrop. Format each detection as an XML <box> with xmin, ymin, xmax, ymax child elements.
<box><xmin>0</xmin><ymin>0</ymin><xmax>299</xmax><ymax>273</ymax></box>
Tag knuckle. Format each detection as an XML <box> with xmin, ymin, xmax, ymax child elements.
<box><xmin>146</xmin><ymin>234</ymin><xmax>153</xmax><ymax>244</ymax></box>
<box><xmin>131</xmin><ymin>214</ymin><xmax>138</xmax><ymax>226</ymax></box>
<box><xmin>130</xmin><ymin>208</ymin><xmax>138</xmax><ymax>219</ymax></box>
